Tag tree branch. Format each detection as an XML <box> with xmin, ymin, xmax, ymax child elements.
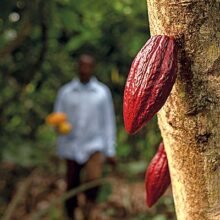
<box><xmin>1</xmin><ymin>170</ymin><xmax>37</xmax><ymax>220</ymax></box>
<box><xmin>28</xmin><ymin>178</ymin><xmax>107</xmax><ymax>220</ymax></box>
<box><xmin>0</xmin><ymin>20</ymin><xmax>31</xmax><ymax>59</ymax></box>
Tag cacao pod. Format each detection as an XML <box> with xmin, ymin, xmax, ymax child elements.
<box><xmin>57</xmin><ymin>121</ymin><xmax>72</xmax><ymax>135</ymax></box>
<box><xmin>145</xmin><ymin>142</ymin><xmax>171</xmax><ymax>207</ymax></box>
<box><xmin>46</xmin><ymin>112</ymin><xmax>67</xmax><ymax>126</ymax></box>
<box><xmin>123</xmin><ymin>35</ymin><xmax>177</xmax><ymax>134</ymax></box>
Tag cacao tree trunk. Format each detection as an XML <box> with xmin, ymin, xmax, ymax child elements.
<box><xmin>146</xmin><ymin>1</ymin><xmax>220</xmax><ymax>219</ymax></box>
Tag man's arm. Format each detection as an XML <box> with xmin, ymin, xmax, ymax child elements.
<box><xmin>54</xmin><ymin>89</ymin><xmax>65</xmax><ymax>113</ymax></box>
<box><xmin>52</xmin><ymin>89</ymin><xmax>67</xmax><ymax>134</ymax></box>
<box><xmin>102</xmin><ymin>88</ymin><xmax>116</xmax><ymax>161</ymax></box>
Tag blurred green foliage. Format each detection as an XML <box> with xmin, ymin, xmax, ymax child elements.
<box><xmin>0</xmin><ymin>1</ymin><xmax>174</xmax><ymax>219</ymax></box>
<box><xmin>0</xmin><ymin>0</ymin><xmax>161</xmax><ymax>166</ymax></box>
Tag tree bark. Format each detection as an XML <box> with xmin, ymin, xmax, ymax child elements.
<box><xmin>146</xmin><ymin>1</ymin><xmax>220</xmax><ymax>219</ymax></box>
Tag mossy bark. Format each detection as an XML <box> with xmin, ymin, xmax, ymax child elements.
<box><xmin>146</xmin><ymin>1</ymin><xmax>220</xmax><ymax>219</ymax></box>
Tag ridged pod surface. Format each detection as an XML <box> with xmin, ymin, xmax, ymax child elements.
<box><xmin>145</xmin><ymin>142</ymin><xmax>171</xmax><ymax>207</ymax></box>
<box><xmin>123</xmin><ymin>35</ymin><xmax>177</xmax><ymax>134</ymax></box>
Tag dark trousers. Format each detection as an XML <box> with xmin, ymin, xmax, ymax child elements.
<box><xmin>65</xmin><ymin>152</ymin><xmax>103</xmax><ymax>219</ymax></box>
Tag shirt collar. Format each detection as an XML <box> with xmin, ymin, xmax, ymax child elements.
<box><xmin>72</xmin><ymin>77</ymin><xmax>97</xmax><ymax>91</ymax></box>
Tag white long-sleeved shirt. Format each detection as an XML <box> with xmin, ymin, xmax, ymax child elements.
<box><xmin>54</xmin><ymin>77</ymin><xmax>116</xmax><ymax>164</ymax></box>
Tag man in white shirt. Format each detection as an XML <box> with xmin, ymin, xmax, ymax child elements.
<box><xmin>54</xmin><ymin>54</ymin><xmax>116</xmax><ymax>219</ymax></box>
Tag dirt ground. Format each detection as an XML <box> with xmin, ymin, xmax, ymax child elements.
<box><xmin>0</xmin><ymin>162</ymin><xmax>175</xmax><ymax>220</ymax></box>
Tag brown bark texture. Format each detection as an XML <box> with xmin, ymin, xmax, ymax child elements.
<box><xmin>146</xmin><ymin>1</ymin><xmax>220</xmax><ymax>219</ymax></box>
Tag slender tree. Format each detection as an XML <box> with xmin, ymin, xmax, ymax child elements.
<box><xmin>147</xmin><ymin>1</ymin><xmax>220</xmax><ymax>219</ymax></box>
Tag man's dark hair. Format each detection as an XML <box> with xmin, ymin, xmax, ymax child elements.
<box><xmin>79</xmin><ymin>54</ymin><xmax>95</xmax><ymax>65</ymax></box>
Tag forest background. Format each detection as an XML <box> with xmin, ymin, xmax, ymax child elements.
<box><xmin>0</xmin><ymin>0</ymin><xmax>175</xmax><ymax>219</ymax></box>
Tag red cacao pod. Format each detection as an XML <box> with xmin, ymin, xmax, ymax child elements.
<box><xmin>145</xmin><ymin>142</ymin><xmax>171</xmax><ymax>207</ymax></box>
<box><xmin>123</xmin><ymin>35</ymin><xmax>177</xmax><ymax>134</ymax></box>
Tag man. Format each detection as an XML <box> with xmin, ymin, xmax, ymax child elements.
<box><xmin>54</xmin><ymin>54</ymin><xmax>116</xmax><ymax>219</ymax></box>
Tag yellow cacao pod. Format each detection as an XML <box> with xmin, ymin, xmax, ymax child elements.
<box><xmin>46</xmin><ymin>112</ymin><xmax>67</xmax><ymax>126</ymax></box>
<box><xmin>57</xmin><ymin>121</ymin><xmax>72</xmax><ymax>135</ymax></box>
